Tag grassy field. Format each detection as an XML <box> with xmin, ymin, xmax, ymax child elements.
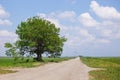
<box><xmin>0</xmin><ymin>57</ymin><xmax>73</xmax><ymax>74</ymax></box>
<box><xmin>81</xmin><ymin>57</ymin><xmax>120</xmax><ymax>80</ymax></box>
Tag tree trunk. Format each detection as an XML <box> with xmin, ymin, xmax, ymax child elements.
<box><xmin>36</xmin><ymin>42</ymin><xmax>44</xmax><ymax>61</ymax></box>
<box><xmin>36</xmin><ymin>53</ymin><xmax>43</xmax><ymax>61</ymax></box>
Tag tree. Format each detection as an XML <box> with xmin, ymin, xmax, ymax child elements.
<box><xmin>15</xmin><ymin>16</ymin><xmax>67</xmax><ymax>61</ymax></box>
<box><xmin>4</xmin><ymin>43</ymin><xmax>20</xmax><ymax>61</ymax></box>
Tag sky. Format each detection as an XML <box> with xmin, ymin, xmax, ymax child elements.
<box><xmin>0</xmin><ymin>0</ymin><xmax>120</xmax><ymax>57</ymax></box>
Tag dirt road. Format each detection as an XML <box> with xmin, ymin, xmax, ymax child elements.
<box><xmin>0</xmin><ymin>57</ymin><xmax>93</xmax><ymax>80</ymax></box>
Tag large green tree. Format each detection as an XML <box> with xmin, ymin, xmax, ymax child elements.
<box><xmin>15</xmin><ymin>16</ymin><xmax>66</xmax><ymax>61</ymax></box>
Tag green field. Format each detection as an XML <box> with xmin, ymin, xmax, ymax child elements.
<box><xmin>81</xmin><ymin>57</ymin><xmax>120</xmax><ymax>80</ymax></box>
<box><xmin>0</xmin><ymin>57</ymin><xmax>73</xmax><ymax>74</ymax></box>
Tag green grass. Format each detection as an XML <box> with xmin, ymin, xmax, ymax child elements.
<box><xmin>80</xmin><ymin>57</ymin><xmax>120</xmax><ymax>80</ymax></box>
<box><xmin>0</xmin><ymin>69</ymin><xmax>17</xmax><ymax>74</ymax></box>
<box><xmin>0</xmin><ymin>57</ymin><xmax>72</xmax><ymax>68</ymax></box>
<box><xmin>0</xmin><ymin>58</ymin><xmax>40</xmax><ymax>68</ymax></box>
<box><xmin>0</xmin><ymin>57</ymin><xmax>73</xmax><ymax>74</ymax></box>
<box><xmin>43</xmin><ymin>57</ymin><xmax>72</xmax><ymax>63</ymax></box>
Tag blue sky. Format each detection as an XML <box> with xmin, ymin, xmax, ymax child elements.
<box><xmin>0</xmin><ymin>0</ymin><xmax>120</xmax><ymax>57</ymax></box>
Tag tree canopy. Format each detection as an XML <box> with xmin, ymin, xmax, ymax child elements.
<box><xmin>5</xmin><ymin>16</ymin><xmax>67</xmax><ymax>61</ymax></box>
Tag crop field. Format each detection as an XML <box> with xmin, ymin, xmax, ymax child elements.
<box><xmin>0</xmin><ymin>57</ymin><xmax>73</xmax><ymax>74</ymax></box>
<box><xmin>81</xmin><ymin>57</ymin><xmax>120</xmax><ymax>80</ymax></box>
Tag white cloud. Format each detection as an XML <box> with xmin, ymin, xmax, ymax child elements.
<box><xmin>0</xmin><ymin>5</ymin><xmax>9</xmax><ymax>18</ymax></box>
<box><xmin>0</xmin><ymin>19</ymin><xmax>12</xmax><ymax>26</ymax></box>
<box><xmin>96</xmin><ymin>38</ymin><xmax>110</xmax><ymax>44</ymax></box>
<box><xmin>89</xmin><ymin>1</ymin><xmax>120</xmax><ymax>41</ymax></box>
<box><xmin>0</xmin><ymin>39</ymin><xmax>1</xmax><ymax>44</ymax></box>
<box><xmin>65</xmin><ymin>34</ymin><xmax>80</xmax><ymax>46</ymax></box>
<box><xmin>0</xmin><ymin>30</ymin><xmax>17</xmax><ymax>37</ymax></box>
<box><xmin>37</xmin><ymin>13</ymin><xmax>46</xmax><ymax>18</ymax></box>
<box><xmin>66</xmin><ymin>0</ymin><xmax>77</xmax><ymax>4</ymax></box>
<box><xmin>115</xmin><ymin>31</ymin><xmax>120</xmax><ymax>39</ymax></box>
<box><xmin>102</xmin><ymin>20</ymin><xmax>114</xmax><ymax>26</ymax></box>
<box><xmin>100</xmin><ymin>29</ymin><xmax>112</xmax><ymax>37</ymax></box>
<box><xmin>0</xmin><ymin>5</ymin><xmax>12</xmax><ymax>26</ymax></box>
<box><xmin>0</xmin><ymin>30</ymin><xmax>18</xmax><ymax>44</ymax></box>
<box><xmin>79</xmin><ymin>29</ymin><xmax>95</xmax><ymax>42</ymax></box>
<box><xmin>90</xmin><ymin>1</ymin><xmax>120</xmax><ymax>20</ymax></box>
<box><xmin>57</xmin><ymin>11</ymin><xmax>76</xmax><ymax>22</ymax></box>
<box><xmin>71</xmin><ymin>0</ymin><xmax>77</xmax><ymax>4</ymax></box>
<box><xmin>79</xmin><ymin>12</ymin><xmax>99</xmax><ymax>27</ymax></box>
<box><xmin>38</xmin><ymin>11</ymin><xmax>76</xmax><ymax>22</ymax></box>
<box><xmin>64</xmin><ymin>27</ymin><xmax>97</xmax><ymax>47</ymax></box>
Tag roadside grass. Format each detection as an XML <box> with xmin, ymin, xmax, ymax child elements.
<box><xmin>43</xmin><ymin>57</ymin><xmax>73</xmax><ymax>63</ymax></box>
<box><xmin>0</xmin><ymin>58</ymin><xmax>39</xmax><ymax>68</ymax></box>
<box><xmin>0</xmin><ymin>69</ymin><xmax>17</xmax><ymax>74</ymax></box>
<box><xmin>0</xmin><ymin>57</ymin><xmax>73</xmax><ymax>74</ymax></box>
<box><xmin>80</xmin><ymin>57</ymin><xmax>120</xmax><ymax>80</ymax></box>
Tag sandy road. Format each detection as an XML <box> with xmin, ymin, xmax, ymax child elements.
<box><xmin>0</xmin><ymin>57</ymin><xmax>93</xmax><ymax>80</ymax></box>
